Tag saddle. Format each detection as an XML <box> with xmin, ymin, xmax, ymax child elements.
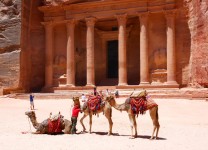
<box><xmin>87</xmin><ymin>95</ymin><xmax>102</xmax><ymax>113</ymax></box>
<box><xmin>130</xmin><ymin>96</ymin><xmax>147</xmax><ymax>115</ymax></box>
<box><xmin>48</xmin><ymin>117</ymin><xmax>62</xmax><ymax>134</ymax></box>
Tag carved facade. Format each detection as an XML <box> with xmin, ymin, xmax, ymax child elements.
<box><xmin>20</xmin><ymin>0</ymin><xmax>193</xmax><ymax>92</ymax></box>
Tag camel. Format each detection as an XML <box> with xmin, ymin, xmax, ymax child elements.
<box><xmin>105</xmin><ymin>92</ymin><xmax>160</xmax><ymax>139</ymax></box>
<box><xmin>72</xmin><ymin>96</ymin><xmax>113</xmax><ymax>135</ymax></box>
<box><xmin>25</xmin><ymin>111</ymin><xmax>72</xmax><ymax>134</ymax></box>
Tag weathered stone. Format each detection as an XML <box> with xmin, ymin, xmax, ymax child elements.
<box><xmin>0</xmin><ymin>0</ymin><xmax>21</xmax><ymax>95</ymax></box>
<box><xmin>0</xmin><ymin>50</ymin><xmax>20</xmax><ymax>95</ymax></box>
<box><xmin>184</xmin><ymin>0</ymin><xmax>208</xmax><ymax>87</ymax></box>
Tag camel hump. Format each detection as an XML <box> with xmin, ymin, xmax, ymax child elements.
<box><xmin>131</xmin><ymin>90</ymin><xmax>147</xmax><ymax>98</ymax></box>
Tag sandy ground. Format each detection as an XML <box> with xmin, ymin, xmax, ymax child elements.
<box><xmin>0</xmin><ymin>96</ymin><xmax>208</xmax><ymax>150</ymax></box>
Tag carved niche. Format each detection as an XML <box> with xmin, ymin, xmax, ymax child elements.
<box><xmin>151</xmin><ymin>48</ymin><xmax>167</xmax><ymax>84</ymax></box>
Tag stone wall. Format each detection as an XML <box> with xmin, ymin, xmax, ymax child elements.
<box><xmin>185</xmin><ymin>0</ymin><xmax>208</xmax><ymax>87</ymax></box>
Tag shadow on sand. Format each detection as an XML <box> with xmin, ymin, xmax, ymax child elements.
<box><xmin>79</xmin><ymin>131</ymin><xmax>167</xmax><ymax>140</ymax></box>
<box><xmin>137</xmin><ymin>135</ymin><xmax>167</xmax><ymax>140</ymax></box>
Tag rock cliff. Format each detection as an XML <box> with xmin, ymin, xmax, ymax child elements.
<box><xmin>184</xmin><ymin>0</ymin><xmax>208</xmax><ymax>87</ymax></box>
<box><xmin>0</xmin><ymin>0</ymin><xmax>21</xmax><ymax>94</ymax></box>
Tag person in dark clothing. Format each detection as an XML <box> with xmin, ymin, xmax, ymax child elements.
<box><xmin>93</xmin><ymin>87</ymin><xmax>98</xmax><ymax>96</ymax></box>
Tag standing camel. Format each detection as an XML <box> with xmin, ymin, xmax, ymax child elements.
<box><xmin>25</xmin><ymin>111</ymin><xmax>72</xmax><ymax>134</ymax></box>
<box><xmin>72</xmin><ymin>96</ymin><xmax>113</xmax><ymax>135</ymax></box>
<box><xmin>105</xmin><ymin>92</ymin><xmax>160</xmax><ymax>139</ymax></box>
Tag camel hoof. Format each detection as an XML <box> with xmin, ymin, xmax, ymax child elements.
<box><xmin>129</xmin><ymin>136</ymin><xmax>135</xmax><ymax>139</ymax></box>
<box><xmin>149</xmin><ymin>137</ymin><xmax>154</xmax><ymax>140</ymax></box>
<box><xmin>108</xmin><ymin>133</ymin><xmax>112</xmax><ymax>136</ymax></box>
<box><xmin>80</xmin><ymin>131</ymin><xmax>87</xmax><ymax>134</ymax></box>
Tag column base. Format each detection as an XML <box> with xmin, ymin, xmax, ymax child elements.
<box><xmin>85</xmin><ymin>84</ymin><xmax>95</xmax><ymax>87</ymax></box>
<box><xmin>66</xmin><ymin>84</ymin><xmax>75</xmax><ymax>87</ymax></box>
<box><xmin>139</xmin><ymin>82</ymin><xmax>150</xmax><ymax>86</ymax></box>
<box><xmin>118</xmin><ymin>83</ymin><xmax>128</xmax><ymax>86</ymax></box>
<box><xmin>164</xmin><ymin>81</ymin><xmax>179</xmax><ymax>88</ymax></box>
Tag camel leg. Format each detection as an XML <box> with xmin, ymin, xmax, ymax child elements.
<box><xmin>80</xmin><ymin>113</ymin><xmax>88</xmax><ymax>132</ymax></box>
<box><xmin>128</xmin><ymin>114</ymin><xmax>137</xmax><ymax>138</ymax></box>
<box><xmin>32</xmin><ymin>131</ymin><xmax>41</xmax><ymax>134</ymax></box>
<box><xmin>104</xmin><ymin>108</ymin><xmax>113</xmax><ymax>135</ymax></box>
<box><xmin>149</xmin><ymin>106</ymin><xmax>160</xmax><ymax>140</ymax></box>
<box><xmin>89</xmin><ymin>114</ymin><xmax>92</xmax><ymax>134</ymax></box>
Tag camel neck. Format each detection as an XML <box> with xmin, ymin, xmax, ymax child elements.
<box><xmin>28</xmin><ymin>115</ymin><xmax>40</xmax><ymax>129</ymax></box>
<box><xmin>111</xmin><ymin>99</ymin><xmax>127</xmax><ymax>111</ymax></box>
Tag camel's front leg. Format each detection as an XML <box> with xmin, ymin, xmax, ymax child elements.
<box><xmin>128</xmin><ymin>114</ymin><xmax>137</xmax><ymax>139</ymax></box>
<box><xmin>80</xmin><ymin>113</ymin><xmax>88</xmax><ymax>132</ymax></box>
<box><xmin>89</xmin><ymin>114</ymin><xmax>92</xmax><ymax>134</ymax></box>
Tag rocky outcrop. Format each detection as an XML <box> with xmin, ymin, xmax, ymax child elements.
<box><xmin>184</xmin><ymin>0</ymin><xmax>208</xmax><ymax>87</ymax></box>
<box><xmin>0</xmin><ymin>0</ymin><xmax>21</xmax><ymax>95</ymax></box>
<box><xmin>0</xmin><ymin>50</ymin><xmax>20</xmax><ymax>95</ymax></box>
<box><xmin>0</xmin><ymin>0</ymin><xmax>21</xmax><ymax>52</ymax></box>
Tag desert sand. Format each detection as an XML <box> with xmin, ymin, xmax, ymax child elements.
<box><xmin>0</xmin><ymin>96</ymin><xmax>208</xmax><ymax>150</ymax></box>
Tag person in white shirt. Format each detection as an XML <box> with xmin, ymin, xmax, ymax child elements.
<box><xmin>81</xmin><ymin>94</ymin><xmax>86</xmax><ymax>102</ymax></box>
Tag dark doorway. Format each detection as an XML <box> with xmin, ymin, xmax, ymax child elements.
<box><xmin>107</xmin><ymin>40</ymin><xmax>118</xmax><ymax>78</ymax></box>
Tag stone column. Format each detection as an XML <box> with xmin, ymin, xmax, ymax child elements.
<box><xmin>165</xmin><ymin>10</ymin><xmax>178</xmax><ymax>85</ymax></box>
<box><xmin>116</xmin><ymin>14</ymin><xmax>127</xmax><ymax>86</ymax></box>
<box><xmin>66</xmin><ymin>19</ymin><xmax>76</xmax><ymax>87</ymax></box>
<box><xmin>86</xmin><ymin>17</ymin><xmax>96</xmax><ymax>86</ymax></box>
<box><xmin>138</xmin><ymin>12</ymin><xmax>150</xmax><ymax>85</ymax></box>
<box><xmin>43</xmin><ymin>22</ymin><xmax>54</xmax><ymax>89</ymax></box>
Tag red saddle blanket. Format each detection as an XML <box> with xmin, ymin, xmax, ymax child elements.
<box><xmin>48</xmin><ymin>117</ymin><xmax>62</xmax><ymax>134</ymax></box>
<box><xmin>130</xmin><ymin>96</ymin><xmax>158</xmax><ymax>115</ymax></box>
<box><xmin>87</xmin><ymin>96</ymin><xmax>102</xmax><ymax>112</ymax></box>
<box><xmin>130</xmin><ymin>97</ymin><xmax>147</xmax><ymax>115</ymax></box>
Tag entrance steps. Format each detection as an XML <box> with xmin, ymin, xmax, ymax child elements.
<box><xmin>4</xmin><ymin>87</ymin><xmax>208</xmax><ymax>100</ymax></box>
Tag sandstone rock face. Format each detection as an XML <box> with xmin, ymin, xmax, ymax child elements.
<box><xmin>0</xmin><ymin>0</ymin><xmax>21</xmax><ymax>95</ymax></box>
<box><xmin>185</xmin><ymin>0</ymin><xmax>208</xmax><ymax>87</ymax></box>
<box><xmin>0</xmin><ymin>50</ymin><xmax>20</xmax><ymax>95</ymax></box>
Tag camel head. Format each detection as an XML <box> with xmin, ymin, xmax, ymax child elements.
<box><xmin>25</xmin><ymin>110</ymin><xmax>36</xmax><ymax>118</ymax></box>
<box><xmin>105</xmin><ymin>95</ymin><xmax>116</xmax><ymax>106</ymax></box>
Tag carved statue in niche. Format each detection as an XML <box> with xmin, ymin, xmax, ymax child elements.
<box><xmin>151</xmin><ymin>48</ymin><xmax>167</xmax><ymax>84</ymax></box>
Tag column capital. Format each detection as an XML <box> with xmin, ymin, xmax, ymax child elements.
<box><xmin>85</xmin><ymin>17</ymin><xmax>97</xmax><ymax>27</ymax></box>
<box><xmin>137</xmin><ymin>12</ymin><xmax>149</xmax><ymax>25</ymax></box>
<box><xmin>66</xmin><ymin>19</ymin><xmax>76</xmax><ymax>26</ymax></box>
<box><xmin>41</xmin><ymin>21</ymin><xmax>55</xmax><ymax>28</ymax></box>
<box><xmin>115</xmin><ymin>14</ymin><xmax>127</xmax><ymax>25</ymax></box>
<box><xmin>164</xmin><ymin>9</ymin><xmax>177</xmax><ymax>19</ymax></box>
<box><xmin>137</xmin><ymin>12</ymin><xmax>149</xmax><ymax>19</ymax></box>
